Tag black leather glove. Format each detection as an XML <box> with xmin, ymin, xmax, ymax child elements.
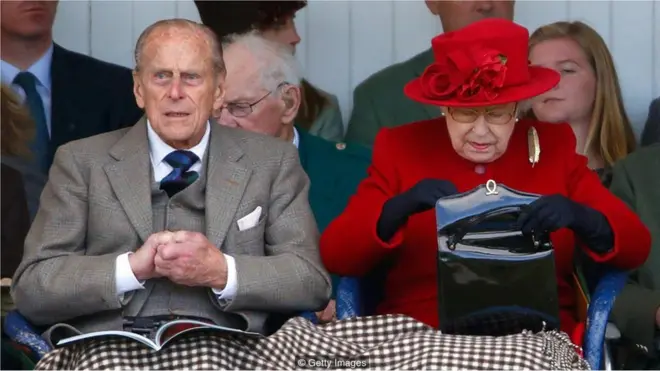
<box><xmin>377</xmin><ymin>179</ymin><xmax>458</xmax><ymax>242</ymax></box>
<box><xmin>517</xmin><ymin>194</ymin><xmax>614</xmax><ymax>254</ymax></box>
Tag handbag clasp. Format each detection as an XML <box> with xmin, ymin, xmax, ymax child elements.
<box><xmin>485</xmin><ymin>179</ymin><xmax>498</xmax><ymax>196</ymax></box>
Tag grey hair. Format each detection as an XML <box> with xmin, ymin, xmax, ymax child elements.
<box><xmin>134</xmin><ymin>18</ymin><xmax>225</xmax><ymax>74</ymax></box>
<box><xmin>221</xmin><ymin>31</ymin><xmax>302</xmax><ymax>92</ymax></box>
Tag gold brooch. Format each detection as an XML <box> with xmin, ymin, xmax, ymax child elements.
<box><xmin>528</xmin><ymin>126</ymin><xmax>540</xmax><ymax>167</ymax></box>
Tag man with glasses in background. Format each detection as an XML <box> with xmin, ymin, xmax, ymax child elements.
<box><xmin>217</xmin><ymin>32</ymin><xmax>371</xmax><ymax>322</ymax></box>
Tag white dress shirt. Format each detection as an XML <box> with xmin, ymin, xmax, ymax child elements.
<box><xmin>292</xmin><ymin>127</ymin><xmax>300</xmax><ymax>148</ymax></box>
<box><xmin>114</xmin><ymin>120</ymin><xmax>238</xmax><ymax>302</ymax></box>
<box><xmin>1</xmin><ymin>44</ymin><xmax>54</xmax><ymax>136</ymax></box>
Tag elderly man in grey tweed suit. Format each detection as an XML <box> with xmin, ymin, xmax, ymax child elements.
<box><xmin>11</xmin><ymin>18</ymin><xmax>330</xmax><ymax>348</ymax></box>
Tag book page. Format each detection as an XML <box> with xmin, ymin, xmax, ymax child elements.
<box><xmin>57</xmin><ymin>330</ymin><xmax>159</xmax><ymax>350</ymax></box>
<box><xmin>155</xmin><ymin>319</ymin><xmax>263</xmax><ymax>347</ymax></box>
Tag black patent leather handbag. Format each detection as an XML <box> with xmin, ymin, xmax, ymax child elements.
<box><xmin>436</xmin><ymin>179</ymin><xmax>560</xmax><ymax>336</ymax></box>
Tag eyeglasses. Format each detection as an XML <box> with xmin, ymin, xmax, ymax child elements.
<box><xmin>446</xmin><ymin>105</ymin><xmax>517</xmax><ymax>125</ymax></box>
<box><xmin>222</xmin><ymin>82</ymin><xmax>287</xmax><ymax>118</ymax></box>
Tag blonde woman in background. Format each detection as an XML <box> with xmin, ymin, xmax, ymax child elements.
<box><xmin>528</xmin><ymin>21</ymin><xmax>636</xmax><ymax>186</ymax></box>
<box><xmin>529</xmin><ymin>22</ymin><xmax>656</xmax><ymax>369</ymax></box>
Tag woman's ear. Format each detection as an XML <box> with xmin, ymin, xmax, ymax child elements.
<box><xmin>280</xmin><ymin>84</ymin><xmax>302</xmax><ymax>125</ymax></box>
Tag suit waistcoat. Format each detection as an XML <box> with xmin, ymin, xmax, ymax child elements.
<box><xmin>122</xmin><ymin>158</ymin><xmax>245</xmax><ymax>329</ymax></box>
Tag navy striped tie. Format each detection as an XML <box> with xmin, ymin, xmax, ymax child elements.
<box><xmin>160</xmin><ymin>150</ymin><xmax>200</xmax><ymax>197</ymax></box>
<box><xmin>13</xmin><ymin>71</ymin><xmax>50</xmax><ymax>172</ymax></box>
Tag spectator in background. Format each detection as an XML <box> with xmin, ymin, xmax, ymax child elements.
<box><xmin>1</xmin><ymin>83</ymin><xmax>36</xmax><ymax>370</ymax></box>
<box><xmin>0</xmin><ymin>84</ymin><xmax>32</xmax><ymax>282</ymax></box>
<box><xmin>345</xmin><ymin>0</ymin><xmax>515</xmax><ymax>147</ymax></box>
<box><xmin>195</xmin><ymin>0</ymin><xmax>345</xmax><ymax>142</ymax></box>
<box><xmin>529</xmin><ymin>20</ymin><xmax>654</xmax><ymax>368</ymax></box>
<box><xmin>528</xmin><ymin>21</ymin><xmax>636</xmax><ymax>186</ymax></box>
<box><xmin>641</xmin><ymin>97</ymin><xmax>660</xmax><ymax>146</ymax></box>
<box><xmin>219</xmin><ymin>32</ymin><xmax>371</xmax><ymax>322</ymax></box>
<box><xmin>0</xmin><ymin>0</ymin><xmax>143</xmax><ymax>220</ymax></box>
<box><xmin>609</xmin><ymin>143</ymin><xmax>660</xmax><ymax>369</ymax></box>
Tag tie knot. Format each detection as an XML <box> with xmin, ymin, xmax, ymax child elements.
<box><xmin>163</xmin><ymin>150</ymin><xmax>199</xmax><ymax>172</ymax></box>
<box><xmin>13</xmin><ymin>71</ymin><xmax>39</xmax><ymax>92</ymax></box>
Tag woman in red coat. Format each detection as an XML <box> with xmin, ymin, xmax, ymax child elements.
<box><xmin>320</xmin><ymin>18</ymin><xmax>650</xmax><ymax>344</ymax></box>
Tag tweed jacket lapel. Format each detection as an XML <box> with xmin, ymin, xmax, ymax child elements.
<box><xmin>104</xmin><ymin>116</ymin><xmax>153</xmax><ymax>242</ymax></box>
<box><xmin>204</xmin><ymin>124</ymin><xmax>252</xmax><ymax>249</ymax></box>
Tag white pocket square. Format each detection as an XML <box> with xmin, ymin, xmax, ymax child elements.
<box><xmin>237</xmin><ymin>206</ymin><xmax>262</xmax><ymax>231</ymax></box>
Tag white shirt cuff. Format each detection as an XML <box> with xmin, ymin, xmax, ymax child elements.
<box><xmin>212</xmin><ymin>255</ymin><xmax>237</xmax><ymax>301</ymax></box>
<box><xmin>115</xmin><ymin>252</ymin><xmax>145</xmax><ymax>297</ymax></box>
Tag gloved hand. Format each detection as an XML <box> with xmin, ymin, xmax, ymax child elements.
<box><xmin>517</xmin><ymin>194</ymin><xmax>614</xmax><ymax>254</ymax></box>
<box><xmin>377</xmin><ymin>179</ymin><xmax>458</xmax><ymax>242</ymax></box>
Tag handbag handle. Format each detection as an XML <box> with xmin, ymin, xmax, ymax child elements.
<box><xmin>445</xmin><ymin>205</ymin><xmax>550</xmax><ymax>251</ymax></box>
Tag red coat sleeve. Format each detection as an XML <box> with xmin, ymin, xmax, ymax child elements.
<box><xmin>319</xmin><ymin>129</ymin><xmax>407</xmax><ymax>276</ymax></box>
<box><xmin>558</xmin><ymin>124</ymin><xmax>650</xmax><ymax>269</ymax></box>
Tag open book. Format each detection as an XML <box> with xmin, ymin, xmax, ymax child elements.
<box><xmin>56</xmin><ymin>318</ymin><xmax>263</xmax><ymax>351</ymax></box>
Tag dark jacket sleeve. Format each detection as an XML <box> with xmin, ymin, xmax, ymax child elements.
<box><xmin>104</xmin><ymin>64</ymin><xmax>143</xmax><ymax>130</ymax></box>
<box><xmin>641</xmin><ymin>98</ymin><xmax>660</xmax><ymax>147</ymax></box>
<box><xmin>610</xmin><ymin>279</ymin><xmax>660</xmax><ymax>356</ymax></box>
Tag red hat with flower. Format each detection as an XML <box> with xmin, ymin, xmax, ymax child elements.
<box><xmin>404</xmin><ymin>18</ymin><xmax>560</xmax><ymax>108</ymax></box>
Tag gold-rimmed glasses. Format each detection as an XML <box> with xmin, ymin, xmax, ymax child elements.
<box><xmin>447</xmin><ymin>104</ymin><xmax>518</xmax><ymax>125</ymax></box>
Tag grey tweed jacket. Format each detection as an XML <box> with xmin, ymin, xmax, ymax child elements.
<box><xmin>11</xmin><ymin>117</ymin><xmax>331</xmax><ymax>335</ymax></box>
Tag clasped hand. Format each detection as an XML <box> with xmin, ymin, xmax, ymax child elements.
<box><xmin>377</xmin><ymin>179</ymin><xmax>458</xmax><ymax>241</ymax></box>
<box><xmin>128</xmin><ymin>231</ymin><xmax>228</xmax><ymax>289</ymax></box>
<box><xmin>517</xmin><ymin>194</ymin><xmax>614</xmax><ymax>253</ymax></box>
<box><xmin>517</xmin><ymin>194</ymin><xmax>580</xmax><ymax>235</ymax></box>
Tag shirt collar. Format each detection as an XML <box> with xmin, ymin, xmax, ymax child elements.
<box><xmin>147</xmin><ymin>120</ymin><xmax>211</xmax><ymax>165</ymax></box>
<box><xmin>292</xmin><ymin>127</ymin><xmax>299</xmax><ymax>148</ymax></box>
<box><xmin>1</xmin><ymin>43</ymin><xmax>53</xmax><ymax>92</ymax></box>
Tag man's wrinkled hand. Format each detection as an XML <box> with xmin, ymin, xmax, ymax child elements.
<box><xmin>154</xmin><ymin>231</ymin><xmax>228</xmax><ymax>289</ymax></box>
<box><xmin>129</xmin><ymin>231</ymin><xmax>175</xmax><ymax>281</ymax></box>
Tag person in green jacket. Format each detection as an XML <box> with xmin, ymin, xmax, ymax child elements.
<box><xmin>195</xmin><ymin>0</ymin><xmax>345</xmax><ymax>143</ymax></box>
<box><xmin>609</xmin><ymin>144</ymin><xmax>660</xmax><ymax>369</ymax></box>
<box><xmin>345</xmin><ymin>0</ymin><xmax>515</xmax><ymax>147</ymax></box>
<box><xmin>218</xmin><ymin>32</ymin><xmax>371</xmax><ymax>322</ymax></box>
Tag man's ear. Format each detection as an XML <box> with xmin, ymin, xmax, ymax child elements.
<box><xmin>280</xmin><ymin>84</ymin><xmax>301</xmax><ymax>125</ymax></box>
<box><xmin>212</xmin><ymin>78</ymin><xmax>226</xmax><ymax>113</ymax></box>
<box><xmin>133</xmin><ymin>71</ymin><xmax>146</xmax><ymax>109</ymax></box>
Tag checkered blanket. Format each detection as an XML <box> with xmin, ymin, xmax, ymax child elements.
<box><xmin>35</xmin><ymin>314</ymin><xmax>590</xmax><ymax>370</ymax></box>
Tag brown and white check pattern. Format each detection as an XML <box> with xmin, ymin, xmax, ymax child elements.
<box><xmin>35</xmin><ymin>314</ymin><xmax>590</xmax><ymax>370</ymax></box>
